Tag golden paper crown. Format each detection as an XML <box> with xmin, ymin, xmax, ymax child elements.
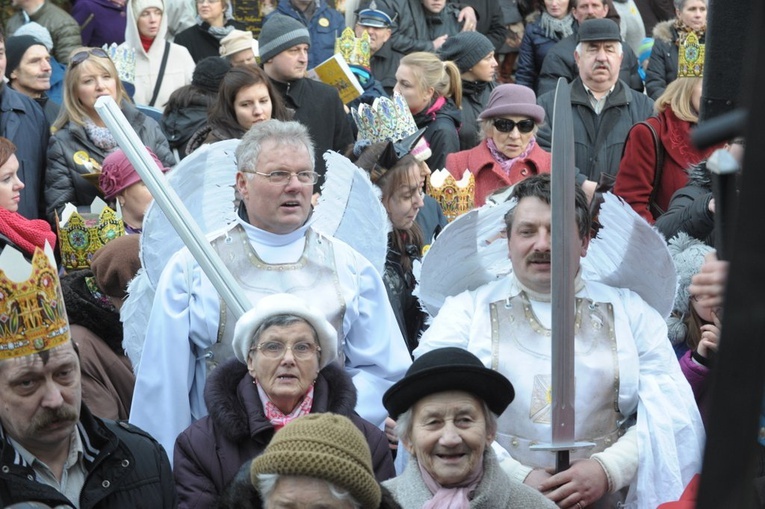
<box><xmin>57</xmin><ymin>200</ymin><xmax>125</xmax><ymax>270</ymax></box>
<box><xmin>677</xmin><ymin>31</ymin><xmax>704</xmax><ymax>78</ymax></box>
<box><xmin>427</xmin><ymin>169</ymin><xmax>475</xmax><ymax>222</ymax></box>
<box><xmin>0</xmin><ymin>244</ymin><xmax>70</xmax><ymax>361</ymax></box>
<box><xmin>335</xmin><ymin>27</ymin><xmax>371</xmax><ymax>69</ymax></box>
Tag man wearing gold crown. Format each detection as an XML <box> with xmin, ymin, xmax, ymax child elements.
<box><xmin>129</xmin><ymin>119</ymin><xmax>411</xmax><ymax>459</ymax></box>
<box><xmin>0</xmin><ymin>244</ymin><xmax>177</xmax><ymax>507</ymax></box>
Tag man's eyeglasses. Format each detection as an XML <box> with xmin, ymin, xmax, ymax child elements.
<box><xmin>493</xmin><ymin>118</ymin><xmax>536</xmax><ymax>134</ymax></box>
<box><xmin>70</xmin><ymin>48</ymin><xmax>110</xmax><ymax>68</ymax></box>
<box><xmin>250</xmin><ymin>341</ymin><xmax>321</xmax><ymax>360</ymax></box>
<box><xmin>247</xmin><ymin>170</ymin><xmax>319</xmax><ymax>186</ymax></box>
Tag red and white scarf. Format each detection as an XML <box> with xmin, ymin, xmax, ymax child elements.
<box><xmin>256</xmin><ymin>381</ymin><xmax>314</xmax><ymax>431</ymax></box>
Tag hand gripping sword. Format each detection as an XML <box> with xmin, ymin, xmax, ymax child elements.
<box><xmin>529</xmin><ymin>78</ymin><xmax>594</xmax><ymax>473</ymax></box>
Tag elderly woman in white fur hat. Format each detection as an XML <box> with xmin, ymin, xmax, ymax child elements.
<box><xmin>172</xmin><ymin>293</ymin><xmax>395</xmax><ymax>508</ymax></box>
<box><xmin>667</xmin><ymin>232</ymin><xmax>720</xmax><ymax>427</ymax></box>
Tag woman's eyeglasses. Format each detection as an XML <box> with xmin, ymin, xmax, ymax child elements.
<box><xmin>493</xmin><ymin>118</ymin><xmax>536</xmax><ymax>134</ymax></box>
<box><xmin>70</xmin><ymin>48</ymin><xmax>110</xmax><ymax>68</ymax></box>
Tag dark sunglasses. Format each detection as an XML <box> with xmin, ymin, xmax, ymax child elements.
<box><xmin>493</xmin><ymin>118</ymin><xmax>536</xmax><ymax>134</ymax></box>
<box><xmin>70</xmin><ymin>48</ymin><xmax>111</xmax><ymax>68</ymax></box>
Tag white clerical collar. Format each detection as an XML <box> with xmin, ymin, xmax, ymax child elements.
<box><xmin>237</xmin><ymin>215</ymin><xmax>314</xmax><ymax>247</ymax></box>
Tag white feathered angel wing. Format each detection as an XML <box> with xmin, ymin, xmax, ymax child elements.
<box><xmin>582</xmin><ymin>192</ymin><xmax>677</xmax><ymax>318</ymax></box>
<box><xmin>418</xmin><ymin>199</ymin><xmax>515</xmax><ymax>316</ymax></box>
<box><xmin>121</xmin><ymin>139</ymin><xmax>240</xmax><ymax>370</ymax></box>
<box><xmin>313</xmin><ymin>151</ymin><xmax>390</xmax><ymax>275</ymax></box>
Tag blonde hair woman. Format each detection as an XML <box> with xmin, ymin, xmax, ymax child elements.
<box><xmin>395</xmin><ymin>52</ymin><xmax>463</xmax><ymax>170</ymax></box>
<box><xmin>45</xmin><ymin>47</ymin><xmax>175</xmax><ymax>221</ymax></box>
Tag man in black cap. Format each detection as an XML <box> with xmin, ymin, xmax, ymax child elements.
<box><xmin>0</xmin><ymin>28</ymin><xmax>49</xmax><ymax>221</ymax></box>
<box><xmin>258</xmin><ymin>13</ymin><xmax>354</xmax><ymax>192</ymax></box>
<box><xmin>537</xmin><ymin>0</ymin><xmax>644</xmax><ymax>96</ymax></box>
<box><xmin>536</xmin><ymin>18</ymin><xmax>654</xmax><ymax>190</ymax></box>
<box><xmin>5</xmin><ymin>34</ymin><xmax>59</xmax><ymax>124</ymax></box>
<box><xmin>355</xmin><ymin>1</ymin><xmax>402</xmax><ymax>96</ymax></box>
<box><xmin>381</xmin><ymin>347</ymin><xmax>556</xmax><ymax>508</ymax></box>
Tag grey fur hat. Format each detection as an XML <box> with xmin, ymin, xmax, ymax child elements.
<box><xmin>666</xmin><ymin>232</ymin><xmax>714</xmax><ymax>345</ymax></box>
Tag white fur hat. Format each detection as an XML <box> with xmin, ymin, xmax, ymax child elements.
<box><xmin>232</xmin><ymin>293</ymin><xmax>338</xmax><ymax>369</ymax></box>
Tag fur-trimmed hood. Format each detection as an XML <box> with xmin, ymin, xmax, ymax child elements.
<box><xmin>203</xmin><ymin>358</ymin><xmax>357</xmax><ymax>444</ymax></box>
<box><xmin>652</xmin><ymin>19</ymin><xmax>677</xmax><ymax>44</ymax></box>
<box><xmin>686</xmin><ymin>160</ymin><xmax>712</xmax><ymax>189</ymax></box>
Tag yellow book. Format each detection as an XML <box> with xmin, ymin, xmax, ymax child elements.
<box><xmin>307</xmin><ymin>53</ymin><xmax>364</xmax><ymax>104</ymax></box>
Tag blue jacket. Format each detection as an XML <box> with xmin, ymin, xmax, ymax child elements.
<box><xmin>48</xmin><ymin>56</ymin><xmax>66</xmax><ymax>105</ymax></box>
<box><xmin>267</xmin><ymin>0</ymin><xmax>346</xmax><ymax>70</ymax></box>
<box><xmin>516</xmin><ymin>14</ymin><xmax>570</xmax><ymax>92</ymax></box>
<box><xmin>0</xmin><ymin>85</ymin><xmax>49</xmax><ymax>220</ymax></box>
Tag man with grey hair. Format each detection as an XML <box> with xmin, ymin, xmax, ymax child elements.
<box><xmin>536</xmin><ymin>18</ymin><xmax>654</xmax><ymax>189</ymax></box>
<box><xmin>130</xmin><ymin>120</ymin><xmax>411</xmax><ymax>458</ymax></box>
<box><xmin>537</xmin><ymin>0</ymin><xmax>644</xmax><ymax>96</ymax></box>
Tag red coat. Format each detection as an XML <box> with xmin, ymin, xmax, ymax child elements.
<box><xmin>614</xmin><ymin>108</ymin><xmax>723</xmax><ymax>223</ymax></box>
<box><xmin>445</xmin><ymin>139</ymin><xmax>552</xmax><ymax>207</ymax></box>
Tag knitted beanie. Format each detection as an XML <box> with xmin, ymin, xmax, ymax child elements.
<box><xmin>437</xmin><ymin>31</ymin><xmax>494</xmax><ymax>74</ymax></box>
<box><xmin>90</xmin><ymin>234</ymin><xmax>142</xmax><ymax>299</ymax></box>
<box><xmin>666</xmin><ymin>232</ymin><xmax>714</xmax><ymax>345</ymax></box>
<box><xmin>5</xmin><ymin>35</ymin><xmax>46</xmax><ymax>80</ymax></box>
<box><xmin>131</xmin><ymin>0</ymin><xmax>163</xmax><ymax>18</ymax></box>
<box><xmin>258</xmin><ymin>14</ymin><xmax>310</xmax><ymax>63</ymax></box>
<box><xmin>192</xmin><ymin>56</ymin><xmax>232</xmax><ymax>93</ymax></box>
<box><xmin>12</xmin><ymin>22</ymin><xmax>53</xmax><ymax>52</ymax></box>
<box><xmin>250</xmin><ymin>413</ymin><xmax>381</xmax><ymax>508</ymax></box>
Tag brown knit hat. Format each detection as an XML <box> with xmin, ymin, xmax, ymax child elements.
<box><xmin>250</xmin><ymin>413</ymin><xmax>381</xmax><ymax>508</ymax></box>
<box><xmin>90</xmin><ymin>235</ymin><xmax>141</xmax><ymax>299</ymax></box>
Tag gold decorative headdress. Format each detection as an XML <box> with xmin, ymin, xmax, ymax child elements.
<box><xmin>427</xmin><ymin>169</ymin><xmax>475</xmax><ymax>222</ymax></box>
<box><xmin>0</xmin><ymin>244</ymin><xmax>70</xmax><ymax>360</ymax></box>
<box><xmin>57</xmin><ymin>199</ymin><xmax>125</xmax><ymax>270</ymax></box>
<box><xmin>677</xmin><ymin>31</ymin><xmax>704</xmax><ymax>78</ymax></box>
<box><xmin>335</xmin><ymin>27</ymin><xmax>371</xmax><ymax>69</ymax></box>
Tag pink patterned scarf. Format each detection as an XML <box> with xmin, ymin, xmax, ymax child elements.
<box><xmin>419</xmin><ymin>455</ymin><xmax>484</xmax><ymax>509</ymax></box>
<box><xmin>486</xmin><ymin>137</ymin><xmax>536</xmax><ymax>175</ymax></box>
<box><xmin>256</xmin><ymin>381</ymin><xmax>314</xmax><ymax>431</ymax></box>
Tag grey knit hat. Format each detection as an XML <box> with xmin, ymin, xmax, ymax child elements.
<box><xmin>437</xmin><ymin>31</ymin><xmax>494</xmax><ymax>74</ymax></box>
<box><xmin>251</xmin><ymin>413</ymin><xmax>382</xmax><ymax>508</ymax></box>
<box><xmin>5</xmin><ymin>35</ymin><xmax>47</xmax><ymax>80</ymax></box>
<box><xmin>12</xmin><ymin>22</ymin><xmax>53</xmax><ymax>52</ymax></box>
<box><xmin>666</xmin><ymin>232</ymin><xmax>714</xmax><ymax>346</ymax></box>
<box><xmin>258</xmin><ymin>14</ymin><xmax>311</xmax><ymax>63</ymax></box>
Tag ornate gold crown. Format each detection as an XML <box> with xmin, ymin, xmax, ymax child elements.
<box><xmin>103</xmin><ymin>42</ymin><xmax>136</xmax><ymax>84</ymax></box>
<box><xmin>677</xmin><ymin>31</ymin><xmax>704</xmax><ymax>78</ymax></box>
<box><xmin>57</xmin><ymin>200</ymin><xmax>125</xmax><ymax>270</ymax></box>
<box><xmin>0</xmin><ymin>244</ymin><xmax>70</xmax><ymax>361</ymax></box>
<box><xmin>352</xmin><ymin>92</ymin><xmax>432</xmax><ymax>162</ymax></box>
<box><xmin>335</xmin><ymin>27</ymin><xmax>371</xmax><ymax>69</ymax></box>
<box><xmin>427</xmin><ymin>169</ymin><xmax>475</xmax><ymax>222</ymax></box>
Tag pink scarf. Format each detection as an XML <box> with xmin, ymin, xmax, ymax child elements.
<box><xmin>256</xmin><ymin>381</ymin><xmax>314</xmax><ymax>431</ymax></box>
<box><xmin>486</xmin><ymin>137</ymin><xmax>536</xmax><ymax>175</ymax></box>
<box><xmin>419</xmin><ymin>455</ymin><xmax>484</xmax><ymax>509</ymax></box>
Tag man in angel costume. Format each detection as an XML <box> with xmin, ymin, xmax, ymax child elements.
<box><xmin>129</xmin><ymin>119</ymin><xmax>411</xmax><ymax>457</ymax></box>
<box><xmin>415</xmin><ymin>174</ymin><xmax>704</xmax><ymax>508</ymax></box>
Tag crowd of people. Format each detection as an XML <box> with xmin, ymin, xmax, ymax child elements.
<box><xmin>0</xmin><ymin>0</ymin><xmax>754</xmax><ymax>507</ymax></box>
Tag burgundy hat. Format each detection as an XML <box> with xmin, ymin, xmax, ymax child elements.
<box><xmin>477</xmin><ymin>84</ymin><xmax>545</xmax><ymax>124</ymax></box>
<box><xmin>99</xmin><ymin>148</ymin><xmax>168</xmax><ymax>200</ymax></box>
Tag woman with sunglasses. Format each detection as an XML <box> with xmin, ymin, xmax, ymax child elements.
<box><xmin>185</xmin><ymin>65</ymin><xmax>290</xmax><ymax>155</ymax></box>
<box><xmin>45</xmin><ymin>47</ymin><xmax>175</xmax><ymax>221</ymax></box>
<box><xmin>174</xmin><ymin>0</ymin><xmax>246</xmax><ymax>63</ymax></box>
<box><xmin>445</xmin><ymin>83</ymin><xmax>550</xmax><ymax>207</ymax></box>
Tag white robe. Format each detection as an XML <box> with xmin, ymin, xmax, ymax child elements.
<box><xmin>415</xmin><ymin>274</ymin><xmax>705</xmax><ymax>509</ymax></box>
<box><xmin>129</xmin><ymin>218</ymin><xmax>411</xmax><ymax>457</ymax></box>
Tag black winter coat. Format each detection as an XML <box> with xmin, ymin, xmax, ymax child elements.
<box><xmin>371</xmin><ymin>42</ymin><xmax>403</xmax><ymax>96</ymax></box>
<box><xmin>45</xmin><ymin>102</ymin><xmax>174</xmax><ymax>221</ymax></box>
<box><xmin>516</xmin><ymin>13</ymin><xmax>571</xmax><ymax>92</ymax></box>
<box><xmin>537</xmin><ymin>30</ymin><xmax>644</xmax><ymax>97</ymax></box>
<box><xmin>383</xmin><ymin>235</ymin><xmax>427</xmax><ymax>355</ymax></box>
<box><xmin>271</xmin><ymin>77</ymin><xmax>354</xmax><ymax>191</ymax></box>
<box><xmin>173</xmin><ymin>360</ymin><xmax>396</xmax><ymax>509</ymax></box>
<box><xmin>174</xmin><ymin>20</ymin><xmax>246</xmax><ymax>63</ymax></box>
<box><xmin>459</xmin><ymin>0</ymin><xmax>508</xmax><ymax>51</ymax></box>
<box><xmin>160</xmin><ymin>92</ymin><xmax>213</xmax><ymax>160</ymax></box>
<box><xmin>413</xmin><ymin>96</ymin><xmax>462</xmax><ymax>171</ymax></box>
<box><xmin>536</xmin><ymin>78</ymin><xmax>654</xmax><ymax>182</ymax></box>
<box><xmin>654</xmin><ymin>161</ymin><xmax>715</xmax><ymax>246</ymax></box>
<box><xmin>459</xmin><ymin>79</ymin><xmax>495</xmax><ymax>151</ymax></box>
<box><xmin>0</xmin><ymin>405</ymin><xmax>176</xmax><ymax>508</ymax></box>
